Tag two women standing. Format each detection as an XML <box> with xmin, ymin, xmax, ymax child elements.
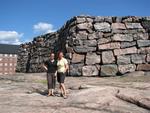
<box><xmin>43</xmin><ymin>52</ymin><xmax>68</xmax><ymax>99</ymax></box>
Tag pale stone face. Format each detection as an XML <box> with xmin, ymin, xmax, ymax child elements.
<box><xmin>114</xmin><ymin>47</ymin><xmax>137</xmax><ymax>56</ymax></box>
<box><xmin>94</xmin><ymin>22</ymin><xmax>111</xmax><ymax>32</ymax></box>
<box><xmin>111</xmin><ymin>23</ymin><xmax>126</xmax><ymax>30</ymax></box>
<box><xmin>111</xmin><ymin>34</ymin><xmax>133</xmax><ymax>42</ymax></box>
<box><xmin>118</xmin><ymin>64</ymin><xmax>136</xmax><ymax>74</ymax></box>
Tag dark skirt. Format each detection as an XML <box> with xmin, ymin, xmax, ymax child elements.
<box><xmin>57</xmin><ymin>72</ymin><xmax>66</xmax><ymax>83</ymax></box>
<box><xmin>47</xmin><ymin>73</ymin><xmax>56</xmax><ymax>89</ymax></box>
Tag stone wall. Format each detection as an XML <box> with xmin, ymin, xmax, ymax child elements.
<box><xmin>16</xmin><ymin>16</ymin><xmax>150</xmax><ymax>76</ymax></box>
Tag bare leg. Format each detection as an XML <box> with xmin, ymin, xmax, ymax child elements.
<box><xmin>51</xmin><ymin>89</ymin><xmax>54</xmax><ymax>95</ymax></box>
<box><xmin>61</xmin><ymin>83</ymin><xmax>67</xmax><ymax>96</ymax></box>
<box><xmin>48</xmin><ymin>89</ymin><xmax>55</xmax><ymax>96</ymax></box>
<box><xmin>48</xmin><ymin>89</ymin><xmax>52</xmax><ymax>96</ymax></box>
<box><xmin>59</xmin><ymin>84</ymin><xmax>64</xmax><ymax>96</ymax></box>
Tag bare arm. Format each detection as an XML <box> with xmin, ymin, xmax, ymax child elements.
<box><xmin>65</xmin><ymin>63</ymin><xmax>69</xmax><ymax>72</ymax></box>
<box><xmin>54</xmin><ymin>71</ymin><xmax>57</xmax><ymax>76</ymax></box>
<box><xmin>43</xmin><ymin>64</ymin><xmax>48</xmax><ymax>71</ymax></box>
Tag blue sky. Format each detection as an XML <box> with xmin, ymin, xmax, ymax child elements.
<box><xmin>0</xmin><ymin>0</ymin><xmax>150</xmax><ymax>45</ymax></box>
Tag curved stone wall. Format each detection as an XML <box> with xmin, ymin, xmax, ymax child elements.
<box><xmin>17</xmin><ymin>16</ymin><xmax>150</xmax><ymax>76</ymax></box>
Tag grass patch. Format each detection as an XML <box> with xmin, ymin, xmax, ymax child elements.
<box><xmin>34</xmin><ymin>79</ymin><xmax>47</xmax><ymax>84</ymax></box>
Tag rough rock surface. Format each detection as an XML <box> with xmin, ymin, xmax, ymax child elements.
<box><xmin>0</xmin><ymin>73</ymin><xmax>150</xmax><ymax>113</ymax></box>
<box><xmin>17</xmin><ymin>16</ymin><xmax>150</xmax><ymax>76</ymax></box>
<box><xmin>102</xmin><ymin>51</ymin><xmax>115</xmax><ymax>64</ymax></box>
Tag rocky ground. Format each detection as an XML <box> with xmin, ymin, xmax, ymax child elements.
<box><xmin>0</xmin><ymin>72</ymin><xmax>150</xmax><ymax>113</ymax></box>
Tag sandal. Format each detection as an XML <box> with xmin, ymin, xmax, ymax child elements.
<box><xmin>47</xmin><ymin>93</ymin><xmax>55</xmax><ymax>97</ymax></box>
<box><xmin>60</xmin><ymin>93</ymin><xmax>63</xmax><ymax>97</ymax></box>
<box><xmin>63</xmin><ymin>95</ymin><xmax>68</xmax><ymax>99</ymax></box>
<box><xmin>51</xmin><ymin>94</ymin><xmax>55</xmax><ymax>96</ymax></box>
<box><xmin>47</xmin><ymin>94</ymin><xmax>51</xmax><ymax>97</ymax></box>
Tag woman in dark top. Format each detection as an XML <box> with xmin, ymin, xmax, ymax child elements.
<box><xmin>43</xmin><ymin>53</ymin><xmax>57</xmax><ymax>96</ymax></box>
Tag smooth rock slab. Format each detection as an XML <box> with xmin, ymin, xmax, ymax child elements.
<box><xmin>123</xmin><ymin>71</ymin><xmax>145</xmax><ymax>77</ymax></box>
<box><xmin>118</xmin><ymin>64</ymin><xmax>136</xmax><ymax>74</ymax></box>
<box><xmin>86</xmin><ymin>53</ymin><xmax>101</xmax><ymax>65</ymax></box>
<box><xmin>116</xmin><ymin>88</ymin><xmax>150</xmax><ymax>110</ymax></box>
<box><xmin>101</xmin><ymin>64</ymin><xmax>118</xmax><ymax>76</ymax></box>
<box><xmin>82</xmin><ymin>65</ymin><xmax>99</xmax><ymax>76</ymax></box>
<box><xmin>0</xmin><ymin>73</ymin><xmax>150</xmax><ymax>113</ymax></box>
<box><xmin>70</xmin><ymin>86</ymin><xmax>149</xmax><ymax>113</ymax></box>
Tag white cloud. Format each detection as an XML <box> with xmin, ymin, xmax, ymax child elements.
<box><xmin>33</xmin><ymin>22</ymin><xmax>56</xmax><ymax>34</ymax></box>
<box><xmin>0</xmin><ymin>31</ymin><xmax>23</xmax><ymax>45</ymax></box>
